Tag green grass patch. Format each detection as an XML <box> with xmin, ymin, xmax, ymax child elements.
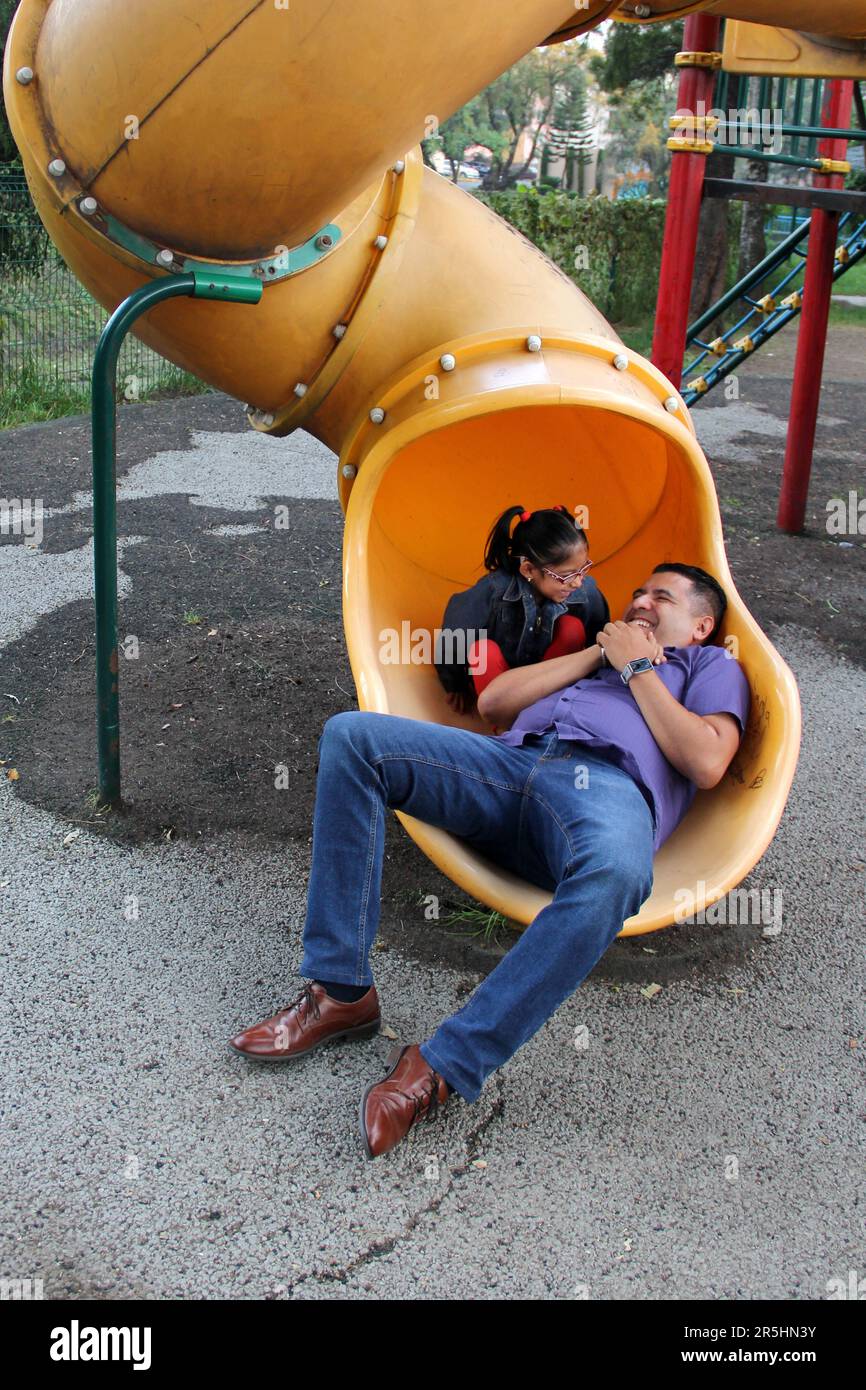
<box><xmin>836</xmin><ymin>257</ymin><xmax>866</xmax><ymax>295</ymax></box>
<box><xmin>0</xmin><ymin>356</ymin><xmax>212</xmax><ymax>429</ymax></box>
<box><xmin>828</xmin><ymin>302</ymin><xmax>866</xmax><ymax>329</ymax></box>
<box><xmin>402</xmin><ymin>887</ymin><xmax>515</xmax><ymax>943</ymax></box>
<box><xmin>612</xmin><ymin>317</ymin><xmax>655</xmax><ymax>360</ymax></box>
<box><xmin>438</xmin><ymin>904</ymin><xmax>512</xmax><ymax>941</ymax></box>
<box><xmin>0</xmin><ymin>356</ymin><xmax>91</xmax><ymax>428</ymax></box>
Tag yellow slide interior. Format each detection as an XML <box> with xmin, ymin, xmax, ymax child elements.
<box><xmin>342</xmin><ymin>388</ymin><xmax>800</xmax><ymax>934</ymax></box>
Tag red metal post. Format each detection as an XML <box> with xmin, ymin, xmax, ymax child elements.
<box><xmin>777</xmin><ymin>79</ymin><xmax>855</xmax><ymax>533</ymax></box>
<box><xmin>650</xmin><ymin>14</ymin><xmax>723</xmax><ymax>386</ymax></box>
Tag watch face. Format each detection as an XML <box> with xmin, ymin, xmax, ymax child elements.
<box><xmin>622</xmin><ymin>656</ymin><xmax>654</xmax><ymax>683</ymax></box>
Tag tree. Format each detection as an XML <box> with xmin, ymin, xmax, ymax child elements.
<box><xmin>602</xmin><ymin>77</ymin><xmax>673</xmax><ymax>196</ymax></box>
<box><xmin>478</xmin><ymin>49</ymin><xmax>556</xmax><ymax>188</ymax></box>
<box><xmin>444</xmin><ymin>42</ymin><xmax>592</xmax><ymax>191</ymax></box>
<box><xmin>544</xmin><ymin>67</ymin><xmax>596</xmax><ymax>195</ymax></box>
<box><xmin>422</xmin><ymin>98</ymin><xmax>497</xmax><ymax>182</ymax></box>
<box><xmin>690</xmin><ymin>149</ymin><xmax>736</xmax><ymax>318</ymax></box>
<box><xmin>593</xmin><ymin>16</ymin><xmax>737</xmax><ymax>320</ymax></box>
<box><xmin>737</xmin><ymin>76</ymin><xmax>768</xmax><ymax>281</ymax></box>
<box><xmin>590</xmin><ymin>19</ymin><xmax>683</xmax><ymax>91</ymax></box>
<box><xmin>591</xmin><ymin>22</ymin><xmax>682</xmax><ymax>196</ymax></box>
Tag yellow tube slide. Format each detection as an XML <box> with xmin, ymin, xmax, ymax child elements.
<box><xmin>614</xmin><ymin>2</ymin><xmax>866</xmax><ymax>42</ymax></box>
<box><xmin>611</xmin><ymin>4</ymin><xmax>866</xmax><ymax>79</ymax></box>
<box><xmin>4</xmin><ymin>0</ymin><xmax>803</xmax><ymax>932</ymax></box>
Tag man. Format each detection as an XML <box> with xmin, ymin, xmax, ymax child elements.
<box><xmin>229</xmin><ymin>563</ymin><xmax>750</xmax><ymax>1159</ymax></box>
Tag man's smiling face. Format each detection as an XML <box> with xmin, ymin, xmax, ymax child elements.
<box><xmin>623</xmin><ymin>570</ymin><xmax>716</xmax><ymax>649</ymax></box>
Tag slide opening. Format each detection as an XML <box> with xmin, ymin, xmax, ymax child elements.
<box><xmin>346</xmin><ymin>399</ymin><xmax>798</xmax><ymax>930</ymax></box>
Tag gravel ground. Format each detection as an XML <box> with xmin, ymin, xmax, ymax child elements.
<box><xmin>0</xmin><ymin>373</ymin><xmax>863</xmax><ymax>1300</ymax></box>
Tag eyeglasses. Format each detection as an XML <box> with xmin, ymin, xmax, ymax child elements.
<box><xmin>538</xmin><ymin>560</ymin><xmax>594</xmax><ymax>586</ymax></box>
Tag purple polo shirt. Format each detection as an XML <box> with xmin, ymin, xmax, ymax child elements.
<box><xmin>494</xmin><ymin>645</ymin><xmax>751</xmax><ymax>849</ymax></box>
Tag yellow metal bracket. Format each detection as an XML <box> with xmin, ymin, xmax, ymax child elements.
<box><xmin>818</xmin><ymin>158</ymin><xmax>852</xmax><ymax>175</ymax></box>
<box><xmin>667</xmin><ymin>114</ymin><xmax>720</xmax><ymax>134</ymax></box>
<box><xmin>667</xmin><ymin>137</ymin><xmax>715</xmax><ymax>155</ymax></box>
<box><xmin>675</xmin><ymin>51</ymin><xmax>723</xmax><ymax>70</ymax></box>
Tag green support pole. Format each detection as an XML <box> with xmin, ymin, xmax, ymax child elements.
<box><xmin>792</xmin><ymin>78</ymin><xmax>804</xmax><ymax>162</ymax></box>
<box><xmin>790</xmin><ymin>81</ymin><xmax>804</xmax><ymax>230</ymax></box>
<box><xmin>92</xmin><ymin>270</ymin><xmax>262</xmax><ymax>806</ymax></box>
<box><xmin>808</xmin><ymin>80</ymin><xmax>822</xmax><ymax>158</ymax></box>
<box><xmin>778</xmin><ymin>122</ymin><xmax>866</xmax><ymax>141</ymax></box>
<box><xmin>758</xmin><ymin>76</ymin><xmax>769</xmax><ymax>127</ymax></box>
<box><xmin>712</xmin><ymin>144</ymin><xmax>846</xmax><ymax>172</ymax></box>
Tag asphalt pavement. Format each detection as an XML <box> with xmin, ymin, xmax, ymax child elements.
<box><xmin>0</xmin><ymin>377</ymin><xmax>863</xmax><ymax>1300</ymax></box>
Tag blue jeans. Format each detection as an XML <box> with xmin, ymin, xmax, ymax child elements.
<box><xmin>299</xmin><ymin>711</ymin><xmax>654</xmax><ymax>1103</ymax></box>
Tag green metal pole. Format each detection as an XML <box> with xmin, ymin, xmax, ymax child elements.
<box><xmin>775</xmin><ymin>123</ymin><xmax>866</xmax><ymax>141</ymax></box>
<box><xmin>712</xmin><ymin>144</ymin><xmax>844</xmax><ymax>172</ymax></box>
<box><xmin>758</xmin><ymin>76</ymin><xmax>769</xmax><ymax>127</ymax></box>
<box><xmin>792</xmin><ymin>78</ymin><xmax>804</xmax><ymax>164</ymax></box>
<box><xmin>92</xmin><ymin>270</ymin><xmax>262</xmax><ymax>806</ymax></box>
<box><xmin>807</xmin><ymin>80</ymin><xmax>822</xmax><ymax>159</ymax></box>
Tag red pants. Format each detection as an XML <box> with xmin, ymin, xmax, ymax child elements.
<box><xmin>468</xmin><ymin>614</ymin><xmax>586</xmax><ymax>699</ymax></box>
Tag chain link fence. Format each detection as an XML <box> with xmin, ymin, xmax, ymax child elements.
<box><xmin>0</xmin><ymin>169</ymin><xmax>203</xmax><ymax>407</ymax></box>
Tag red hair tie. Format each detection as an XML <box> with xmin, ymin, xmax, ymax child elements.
<box><xmin>519</xmin><ymin>506</ymin><xmax>566</xmax><ymax>522</ymax></box>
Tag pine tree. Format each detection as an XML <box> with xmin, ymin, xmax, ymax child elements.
<box><xmin>544</xmin><ymin>72</ymin><xmax>596</xmax><ymax>195</ymax></box>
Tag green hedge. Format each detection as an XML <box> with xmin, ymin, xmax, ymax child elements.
<box><xmin>474</xmin><ymin>187</ymin><xmax>668</xmax><ymax>324</ymax></box>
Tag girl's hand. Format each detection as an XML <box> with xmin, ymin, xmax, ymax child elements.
<box><xmin>598</xmin><ymin>620</ymin><xmax>667</xmax><ymax>671</ymax></box>
<box><xmin>622</xmin><ymin>621</ymin><xmax>667</xmax><ymax>667</ymax></box>
<box><xmin>637</xmin><ymin>630</ymin><xmax>668</xmax><ymax>666</ymax></box>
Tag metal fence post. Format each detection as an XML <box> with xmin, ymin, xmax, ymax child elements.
<box><xmin>92</xmin><ymin>271</ymin><xmax>262</xmax><ymax>805</ymax></box>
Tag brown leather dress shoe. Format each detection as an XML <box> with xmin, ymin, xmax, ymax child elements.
<box><xmin>228</xmin><ymin>980</ymin><xmax>380</xmax><ymax>1061</ymax></box>
<box><xmin>359</xmin><ymin>1043</ymin><xmax>451</xmax><ymax>1159</ymax></box>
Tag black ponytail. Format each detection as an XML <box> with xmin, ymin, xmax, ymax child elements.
<box><xmin>483</xmin><ymin>504</ymin><xmax>589</xmax><ymax>574</ymax></box>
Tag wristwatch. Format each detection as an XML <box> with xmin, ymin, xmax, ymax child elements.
<box><xmin>621</xmin><ymin>656</ymin><xmax>655</xmax><ymax>685</ymax></box>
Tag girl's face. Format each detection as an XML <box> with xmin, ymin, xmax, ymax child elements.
<box><xmin>519</xmin><ymin>541</ymin><xmax>590</xmax><ymax>603</ymax></box>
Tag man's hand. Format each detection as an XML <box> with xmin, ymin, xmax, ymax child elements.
<box><xmin>598</xmin><ymin>620</ymin><xmax>667</xmax><ymax>672</ymax></box>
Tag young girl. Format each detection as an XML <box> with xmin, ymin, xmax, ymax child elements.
<box><xmin>435</xmin><ymin>504</ymin><xmax>610</xmax><ymax>714</ymax></box>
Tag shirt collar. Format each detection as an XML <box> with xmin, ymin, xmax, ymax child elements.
<box><xmin>501</xmin><ymin>572</ymin><xmax>524</xmax><ymax>601</ymax></box>
<box><xmin>502</xmin><ymin>571</ymin><xmax>569</xmax><ymax>617</ymax></box>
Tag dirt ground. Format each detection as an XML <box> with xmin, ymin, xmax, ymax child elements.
<box><xmin>1</xmin><ymin>340</ymin><xmax>863</xmax><ymax>977</ymax></box>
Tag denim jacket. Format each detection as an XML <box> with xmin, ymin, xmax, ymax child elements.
<box><xmin>434</xmin><ymin>568</ymin><xmax>610</xmax><ymax>695</ymax></box>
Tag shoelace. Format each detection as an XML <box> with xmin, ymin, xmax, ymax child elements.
<box><xmin>400</xmin><ymin>1073</ymin><xmax>443</xmax><ymax>1125</ymax></box>
<box><xmin>279</xmin><ymin>980</ymin><xmax>320</xmax><ymax>1029</ymax></box>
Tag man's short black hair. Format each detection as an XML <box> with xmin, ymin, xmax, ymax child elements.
<box><xmin>651</xmin><ymin>562</ymin><xmax>727</xmax><ymax>643</ymax></box>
